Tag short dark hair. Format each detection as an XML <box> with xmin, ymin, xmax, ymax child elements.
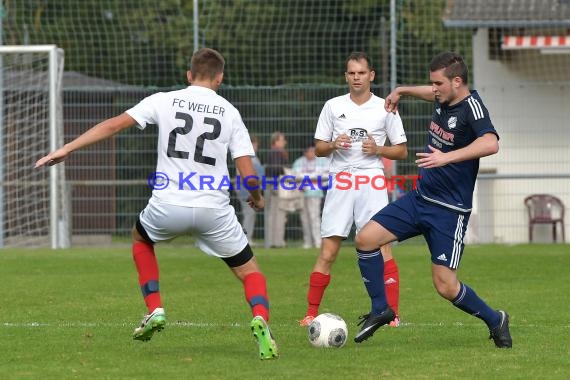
<box><xmin>345</xmin><ymin>51</ymin><xmax>374</xmax><ymax>72</ymax></box>
<box><xmin>190</xmin><ymin>48</ymin><xmax>225</xmax><ymax>80</ymax></box>
<box><xmin>429</xmin><ymin>52</ymin><xmax>468</xmax><ymax>85</ymax></box>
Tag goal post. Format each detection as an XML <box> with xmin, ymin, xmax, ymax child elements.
<box><xmin>0</xmin><ymin>45</ymin><xmax>69</xmax><ymax>248</ymax></box>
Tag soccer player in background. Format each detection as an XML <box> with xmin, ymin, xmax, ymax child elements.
<box><xmin>35</xmin><ymin>48</ymin><xmax>278</xmax><ymax>360</ymax></box>
<box><xmin>352</xmin><ymin>51</ymin><xmax>512</xmax><ymax>347</ymax></box>
<box><xmin>300</xmin><ymin>52</ymin><xmax>408</xmax><ymax>327</ymax></box>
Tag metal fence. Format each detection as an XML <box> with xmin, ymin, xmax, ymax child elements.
<box><xmin>63</xmin><ymin>84</ymin><xmax>569</xmax><ymax>246</ymax></box>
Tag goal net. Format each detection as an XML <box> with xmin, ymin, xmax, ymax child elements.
<box><xmin>0</xmin><ymin>45</ymin><xmax>69</xmax><ymax>248</ymax></box>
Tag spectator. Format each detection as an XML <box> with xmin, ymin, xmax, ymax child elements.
<box><xmin>292</xmin><ymin>145</ymin><xmax>329</xmax><ymax>249</ymax></box>
<box><xmin>381</xmin><ymin>157</ymin><xmax>405</xmax><ymax>200</ymax></box>
<box><xmin>237</xmin><ymin>135</ymin><xmax>264</xmax><ymax>245</ymax></box>
<box><xmin>264</xmin><ymin>131</ymin><xmax>289</xmax><ymax>248</ymax></box>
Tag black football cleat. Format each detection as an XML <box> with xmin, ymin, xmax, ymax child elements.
<box><xmin>354</xmin><ymin>307</ymin><xmax>396</xmax><ymax>343</ymax></box>
<box><xmin>489</xmin><ymin>310</ymin><xmax>512</xmax><ymax>348</ymax></box>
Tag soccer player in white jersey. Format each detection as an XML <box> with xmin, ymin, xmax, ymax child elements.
<box><xmin>300</xmin><ymin>52</ymin><xmax>408</xmax><ymax>327</ymax></box>
<box><xmin>35</xmin><ymin>48</ymin><xmax>278</xmax><ymax>360</ymax></box>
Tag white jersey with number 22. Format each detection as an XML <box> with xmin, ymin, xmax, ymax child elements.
<box><xmin>126</xmin><ymin>85</ymin><xmax>254</xmax><ymax>209</ymax></box>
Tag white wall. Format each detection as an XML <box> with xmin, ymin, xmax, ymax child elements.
<box><xmin>468</xmin><ymin>29</ymin><xmax>570</xmax><ymax>244</ymax></box>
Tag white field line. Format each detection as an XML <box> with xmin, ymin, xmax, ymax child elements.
<box><xmin>2</xmin><ymin>321</ymin><xmax>568</xmax><ymax>329</ymax></box>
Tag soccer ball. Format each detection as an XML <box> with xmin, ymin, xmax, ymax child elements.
<box><xmin>307</xmin><ymin>313</ymin><xmax>348</xmax><ymax>348</ymax></box>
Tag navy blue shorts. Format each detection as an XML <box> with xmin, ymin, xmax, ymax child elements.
<box><xmin>371</xmin><ymin>191</ymin><xmax>470</xmax><ymax>269</ymax></box>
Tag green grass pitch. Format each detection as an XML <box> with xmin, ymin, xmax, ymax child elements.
<box><xmin>1</xmin><ymin>243</ymin><xmax>568</xmax><ymax>379</ymax></box>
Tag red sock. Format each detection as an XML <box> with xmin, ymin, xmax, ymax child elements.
<box><xmin>132</xmin><ymin>241</ymin><xmax>161</xmax><ymax>313</ymax></box>
<box><xmin>383</xmin><ymin>258</ymin><xmax>400</xmax><ymax>316</ymax></box>
<box><xmin>306</xmin><ymin>272</ymin><xmax>331</xmax><ymax>317</ymax></box>
<box><xmin>244</xmin><ymin>272</ymin><xmax>270</xmax><ymax>321</ymax></box>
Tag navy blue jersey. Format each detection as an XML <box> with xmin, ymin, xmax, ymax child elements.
<box><xmin>417</xmin><ymin>91</ymin><xmax>498</xmax><ymax>212</ymax></box>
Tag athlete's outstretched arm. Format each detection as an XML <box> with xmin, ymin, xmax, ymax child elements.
<box><xmin>416</xmin><ymin>133</ymin><xmax>499</xmax><ymax>169</ymax></box>
<box><xmin>385</xmin><ymin>86</ymin><xmax>435</xmax><ymax>113</ymax></box>
<box><xmin>35</xmin><ymin>113</ymin><xmax>137</xmax><ymax>168</ymax></box>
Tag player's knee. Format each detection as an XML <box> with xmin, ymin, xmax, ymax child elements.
<box><xmin>318</xmin><ymin>249</ymin><xmax>338</xmax><ymax>265</ymax></box>
<box><xmin>433</xmin><ymin>284</ymin><xmax>450</xmax><ymax>299</ymax></box>
<box><xmin>354</xmin><ymin>232</ymin><xmax>365</xmax><ymax>249</ymax></box>
<box><xmin>354</xmin><ymin>231</ymin><xmax>374</xmax><ymax>250</ymax></box>
<box><xmin>432</xmin><ymin>278</ymin><xmax>457</xmax><ymax>300</ymax></box>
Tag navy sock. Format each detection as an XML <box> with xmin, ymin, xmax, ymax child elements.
<box><xmin>452</xmin><ymin>282</ymin><xmax>500</xmax><ymax>329</ymax></box>
<box><xmin>356</xmin><ymin>248</ymin><xmax>388</xmax><ymax>314</ymax></box>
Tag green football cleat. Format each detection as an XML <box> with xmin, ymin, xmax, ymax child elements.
<box><xmin>250</xmin><ymin>316</ymin><xmax>279</xmax><ymax>360</ymax></box>
<box><xmin>133</xmin><ymin>307</ymin><xmax>166</xmax><ymax>341</ymax></box>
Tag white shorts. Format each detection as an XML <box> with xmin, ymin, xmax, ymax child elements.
<box><xmin>321</xmin><ymin>169</ymin><xmax>389</xmax><ymax>238</ymax></box>
<box><xmin>138</xmin><ymin>200</ymin><xmax>248</xmax><ymax>258</ymax></box>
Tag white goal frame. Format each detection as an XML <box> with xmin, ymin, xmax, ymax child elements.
<box><xmin>0</xmin><ymin>45</ymin><xmax>69</xmax><ymax>248</ymax></box>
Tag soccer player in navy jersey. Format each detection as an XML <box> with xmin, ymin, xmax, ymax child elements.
<box><xmin>351</xmin><ymin>51</ymin><xmax>512</xmax><ymax>348</ymax></box>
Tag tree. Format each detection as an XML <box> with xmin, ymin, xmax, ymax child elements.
<box><xmin>4</xmin><ymin>0</ymin><xmax>471</xmax><ymax>87</ymax></box>
<box><xmin>398</xmin><ymin>0</ymin><xmax>473</xmax><ymax>85</ymax></box>
<box><xmin>4</xmin><ymin>0</ymin><xmax>193</xmax><ymax>87</ymax></box>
